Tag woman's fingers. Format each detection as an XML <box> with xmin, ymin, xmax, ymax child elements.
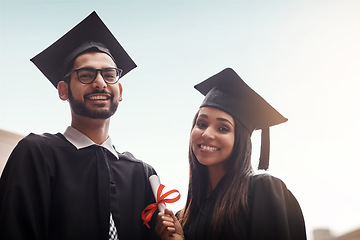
<box><xmin>164</xmin><ymin>209</ymin><xmax>185</xmax><ymax>239</ymax></box>
<box><xmin>155</xmin><ymin>212</ymin><xmax>177</xmax><ymax>239</ymax></box>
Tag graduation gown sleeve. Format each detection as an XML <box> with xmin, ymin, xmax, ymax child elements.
<box><xmin>0</xmin><ymin>133</ymin><xmax>160</xmax><ymax>240</ymax></box>
<box><xmin>0</xmin><ymin>134</ymin><xmax>54</xmax><ymax>240</ymax></box>
<box><xmin>249</xmin><ymin>174</ymin><xmax>307</xmax><ymax>240</ymax></box>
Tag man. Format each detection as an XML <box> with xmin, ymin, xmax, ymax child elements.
<box><xmin>0</xmin><ymin>12</ymin><xmax>159</xmax><ymax>240</ymax></box>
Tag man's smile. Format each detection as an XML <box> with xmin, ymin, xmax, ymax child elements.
<box><xmin>86</xmin><ymin>94</ymin><xmax>111</xmax><ymax>101</ymax></box>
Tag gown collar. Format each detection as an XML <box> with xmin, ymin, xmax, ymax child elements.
<box><xmin>63</xmin><ymin>126</ymin><xmax>119</xmax><ymax>159</ymax></box>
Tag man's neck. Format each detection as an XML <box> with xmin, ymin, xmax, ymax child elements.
<box><xmin>71</xmin><ymin>115</ymin><xmax>110</xmax><ymax>145</ymax></box>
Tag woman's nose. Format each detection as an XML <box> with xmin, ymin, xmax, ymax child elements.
<box><xmin>202</xmin><ymin>127</ymin><xmax>215</xmax><ymax>139</ymax></box>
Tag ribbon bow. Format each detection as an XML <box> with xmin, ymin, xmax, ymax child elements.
<box><xmin>141</xmin><ymin>184</ymin><xmax>180</xmax><ymax>229</ymax></box>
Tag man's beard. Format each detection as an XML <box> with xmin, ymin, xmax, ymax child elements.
<box><xmin>68</xmin><ymin>88</ymin><xmax>119</xmax><ymax>119</ymax></box>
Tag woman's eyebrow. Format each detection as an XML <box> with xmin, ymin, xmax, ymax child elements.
<box><xmin>198</xmin><ymin>114</ymin><xmax>208</xmax><ymax>119</ymax></box>
<box><xmin>216</xmin><ymin>117</ymin><xmax>234</xmax><ymax>127</ymax></box>
<box><xmin>198</xmin><ymin>114</ymin><xmax>234</xmax><ymax>127</ymax></box>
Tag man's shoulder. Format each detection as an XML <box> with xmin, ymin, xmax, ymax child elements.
<box><xmin>19</xmin><ymin>132</ymin><xmax>66</xmax><ymax>148</ymax></box>
<box><xmin>117</xmin><ymin>151</ymin><xmax>143</xmax><ymax>164</ymax></box>
<box><xmin>117</xmin><ymin>151</ymin><xmax>157</xmax><ymax>175</ymax></box>
<box><xmin>6</xmin><ymin>133</ymin><xmax>68</xmax><ymax>168</ymax></box>
<box><xmin>22</xmin><ymin>132</ymin><xmax>63</xmax><ymax>142</ymax></box>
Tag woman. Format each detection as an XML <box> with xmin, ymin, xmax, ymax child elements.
<box><xmin>155</xmin><ymin>68</ymin><xmax>307</xmax><ymax>240</ymax></box>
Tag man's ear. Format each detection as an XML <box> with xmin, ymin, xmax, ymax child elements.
<box><xmin>118</xmin><ymin>83</ymin><xmax>123</xmax><ymax>102</ymax></box>
<box><xmin>57</xmin><ymin>81</ymin><xmax>69</xmax><ymax>100</ymax></box>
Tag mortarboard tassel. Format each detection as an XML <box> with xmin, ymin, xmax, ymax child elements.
<box><xmin>258</xmin><ymin>128</ymin><xmax>270</xmax><ymax>170</ymax></box>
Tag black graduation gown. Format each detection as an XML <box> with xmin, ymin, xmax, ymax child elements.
<box><xmin>0</xmin><ymin>133</ymin><xmax>160</xmax><ymax>240</ymax></box>
<box><xmin>183</xmin><ymin>174</ymin><xmax>307</xmax><ymax>240</ymax></box>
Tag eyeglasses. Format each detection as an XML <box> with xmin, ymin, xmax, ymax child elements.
<box><xmin>65</xmin><ymin>67</ymin><xmax>123</xmax><ymax>84</ymax></box>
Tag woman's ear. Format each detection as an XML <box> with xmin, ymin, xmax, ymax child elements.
<box><xmin>57</xmin><ymin>81</ymin><xmax>69</xmax><ymax>101</ymax></box>
<box><xmin>118</xmin><ymin>83</ymin><xmax>123</xmax><ymax>102</ymax></box>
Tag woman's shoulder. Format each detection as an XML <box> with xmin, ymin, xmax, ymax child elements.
<box><xmin>249</xmin><ymin>173</ymin><xmax>303</xmax><ymax>212</ymax></box>
<box><xmin>250</xmin><ymin>173</ymin><xmax>287</xmax><ymax>189</ymax></box>
<box><xmin>249</xmin><ymin>173</ymin><xmax>296</xmax><ymax>202</ymax></box>
<box><xmin>248</xmin><ymin>174</ymin><xmax>307</xmax><ymax>239</ymax></box>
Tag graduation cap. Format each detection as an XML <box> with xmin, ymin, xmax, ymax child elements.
<box><xmin>194</xmin><ymin>68</ymin><xmax>287</xmax><ymax>170</ymax></box>
<box><xmin>31</xmin><ymin>11</ymin><xmax>136</xmax><ymax>88</ymax></box>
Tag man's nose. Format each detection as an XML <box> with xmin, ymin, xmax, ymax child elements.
<box><xmin>92</xmin><ymin>71</ymin><xmax>107</xmax><ymax>89</ymax></box>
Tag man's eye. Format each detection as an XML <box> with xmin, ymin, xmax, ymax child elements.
<box><xmin>78</xmin><ymin>70</ymin><xmax>95</xmax><ymax>79</ymax></box>
<box><xmin>104</xmin><ymin>74</ymin><xmax>115</xmax><ymax>78</ymax></box>
<box><xmin>80</xmin><ymin>73</ymin><xmax>93</xmax><ymax>78</ymax></box>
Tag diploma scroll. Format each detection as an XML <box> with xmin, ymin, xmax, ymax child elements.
<box><xmin>141</xmin><ymin>174</ymin><xmax>181</xmax><ymax>228</ymax></box>
<box><xmin>149</xmin><ymin>175</ymin><xmax>166</xmax><ymax>213</ymax></box>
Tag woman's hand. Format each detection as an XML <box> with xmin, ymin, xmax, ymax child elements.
<box><xmin>155</xmin><ymin>208</ymin><xmax>185</xmax><ymax>240</ymax></box>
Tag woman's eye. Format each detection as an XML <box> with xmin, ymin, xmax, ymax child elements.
<box><xmin>219</xmin><ymin>126</ymin><xmax>230</xmax><ymax>132</ymax></box>
<box><xmin>196</xmin><ymin>122</ymin><xmax>207</xmax><ymax>129</ymax></box>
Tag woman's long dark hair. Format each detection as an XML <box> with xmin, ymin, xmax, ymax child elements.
<box><xmin>179</xmin><ymin>109</ymin><xmax>254</xmax><ymax>238</ymax></box>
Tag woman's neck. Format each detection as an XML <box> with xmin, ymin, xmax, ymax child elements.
<box><xmin>207</xmin><ymin>165</ymin><xmax>226</xmax><ymax>194</ymax></box>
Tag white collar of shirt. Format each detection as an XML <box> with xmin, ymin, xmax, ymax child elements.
<box><xmin>63</xmin><ymin>126</ymin><xmax>119</xmax><ymax>159</ymax></box>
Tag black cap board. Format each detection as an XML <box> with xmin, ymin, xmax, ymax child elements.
<box><xmin>31</xmin><ymin>11</ymin><xmax>136</xmax><ymax>88</ymax></box>
<box><xmin>194</xmin><ymin>68</ymin><xmax>288</xmax><ymax>170</ymax></box>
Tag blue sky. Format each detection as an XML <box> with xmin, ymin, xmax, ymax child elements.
<box><xmin>1</xmin><ymin>1</ymin><xmax>360</xmax><ymax>239</ymax></box>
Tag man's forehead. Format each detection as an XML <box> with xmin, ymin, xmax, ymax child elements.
<box><xmin>73</xmin><ymin>51</ymin><xmax>117</xmax><ymax>68</ymax></box>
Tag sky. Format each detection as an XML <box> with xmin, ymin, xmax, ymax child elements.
<box><xmin>1</xmin><ymin>0</ymin><xmax>360</xmax><ymax>239</ymax></box>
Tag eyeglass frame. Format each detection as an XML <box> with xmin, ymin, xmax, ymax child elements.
<box><xmin>64</xmin><ymin>67</ymin><xmax>123</xmax><ymax>85</ymax></box>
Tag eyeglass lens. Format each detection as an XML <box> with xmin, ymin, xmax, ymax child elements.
<box><xmin>77</xmin><ymin>68</ymin><xmax>121</xmax><ymax>84</ymax></box>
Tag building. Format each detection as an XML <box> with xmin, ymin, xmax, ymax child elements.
<box><xmin>314</xmin><ymin>228</ymin><xmax>360</xmax><ymax>240</ymax></box>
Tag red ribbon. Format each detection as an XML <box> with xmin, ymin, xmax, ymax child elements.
<box><xmin>141</xmin><ymin>184</ymin><xmax>181</xmax><ymax>229</ymax></box>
